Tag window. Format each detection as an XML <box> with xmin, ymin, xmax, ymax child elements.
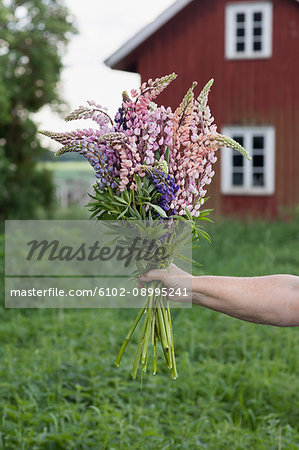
<box><xmin>221</xmin><ymin>126</ymin><xmax>275</xmax><ymax>195</ymax></box>
<box><xmin>225</xmin><ymin>2</ymin><xmax>273</xmax><ymax>59</ymax></box>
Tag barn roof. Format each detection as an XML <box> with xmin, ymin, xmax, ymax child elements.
<box><xmin>104</xmin><ymin>0</ymin><xmax>194</xmax><ymax>71</ymax></box>
<box><xmin>105</xmin><ymin>0</ymin><xmax>298</xmax><ymax>71</ymax></box>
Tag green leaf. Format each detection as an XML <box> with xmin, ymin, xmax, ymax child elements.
<box><xmin>128</xmin><ymin>206</ymin><xmax>142</xmax><ymax>220</ymax></box>
<box><xmin>89</xmin><ymin>209</ymin><xmax>100</xmax><ymax>219</ymax></box>
<box><xmin>194</xmin><ymin>227</ymin><xmax>211</xmax><ymax>242</ymax></box>
<box><xmin>192</xmin><ymin>244</ymin><xmax>200</xmax><ymax>249</ymax></box>
<box><xmin>177</xmin><ymin>253</ymin><xmax>203</xmax><ymax>268</ymax></box>
<box><xmin>133</xmin><ymin>174</ymin><xmax>142</xmax><ymax>192</ymax></box>
<box><xmin>147</xmin><ymin>184</ymin><xmax>157</xmax><ymax>195</ymax></box>
<box><xmin>117</xmin><ymin>207</ymin><xmax>129</xmax><ymax>219</ymax></box>
<box><xmin>148</xmin><ymin>204</ymin><xmax>168</xmax><ymax>218</ymax></box>
<box><xmin>123</xmin><ymin>190</ymin><xmax>131</xmax><ymax>204</ymax></box>
<box><xmin>183</xmin><ymin>208</ymin><xmax>193</xmax><ymax>221</ymax></box>
<box><xmin>165</xmin><ymin>147</ymin><xmax>170</xmax><ymax>165</ymax></box>
<box><xmin>113</xmin><ymin>196</ymin><xmax>129</xmax><ymax>205</ymax></box>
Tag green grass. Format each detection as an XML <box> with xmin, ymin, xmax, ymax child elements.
<box><xmin>1</xmin><ymin>217</ymin><xmax>299</xmax><ymax>449</ymax></box>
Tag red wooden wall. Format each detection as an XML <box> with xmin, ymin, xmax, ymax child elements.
<box><xmin>120</xmin><ymin>0</ymin><xmax>299</xmax><ymax>218</ymax></box>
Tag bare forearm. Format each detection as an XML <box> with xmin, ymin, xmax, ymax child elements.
<box><xmin>192</xmin><ymin>274</ymin><xmax>299</xmax><ymax>326</ymax></box>
<box><xmin>139</xmin><ymin>266</ymin><xmax>299</xmax><ymax>327</ymax></box>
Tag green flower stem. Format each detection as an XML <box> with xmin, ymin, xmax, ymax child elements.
<box><xmin>132</xmin><ymin>311</ymin><xmax>148</xmax><ymax>379</ymax></box>
<box><xmin>157</xmin><ymin>303</ymin><xmax>169</xmax><ymax>352</ymax></box>
<box><xmin>162</xmin><ymin>302</ymin><xmax>175</xmax><ymax>374</ymax></box>
<box><xmin>156</xmin><ymin>299</ymin><xmax>172</xmax><ymax>369</ymax></box>
<box><xmin>151</xmin><ymin>309</ymin><xmax>156</xmax><ymax>346</ymax></box>
<box><xmin>153</xmin><ymin>334</ymin><xmax>157</xmax><ymax>375</ymax></box>
<box><xmin>167</xmin><ymin>301</ymin><xmax>178</xmax><ymax>379</ymax></box>
<box><xmin>141</xmin><ymin>296</ymin><xmax>153</xmax><ymax>366</ymax></box>
<box><xmin>131</xmin><ymin>189</ymin><xmax>136</xmax><ymax>209</ymax></box>
<box><xmin>162</xmin><ymin>300</ymin><xmax>172</xmax><ymax>350</ymax></box>
<box><xmin>115</xmin><ymin>301</ymin><xmax>147</xmax><ymax>367</ymax></box>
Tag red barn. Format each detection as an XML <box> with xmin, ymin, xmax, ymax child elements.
<box><xmin>105</xmin><ymin>0</ymin><xmax>299</xmax><ymax>218</ymax></box>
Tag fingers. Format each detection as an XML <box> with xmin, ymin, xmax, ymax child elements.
<box><xmin>137</xmin><ymin>264</ymin><xmax>187</xmax><ymax>289</ymax></box>
<box><xmin>138</xmin><ymin>264</ymin><xmax>184</xmax><ymax>285</ymax></box>
<box><xmin>139</xmin><ymin>268</ymin><xmax>168</xmax><ymax>282</ymax></box>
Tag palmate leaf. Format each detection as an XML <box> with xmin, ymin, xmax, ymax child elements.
<box><xmin>174</xmin><ymin>208</ymin><xmax>211</xmax><ymax>244</ymax></box>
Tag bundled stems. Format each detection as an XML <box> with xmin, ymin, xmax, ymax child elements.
<box><xmin>115</xmin><ymin>281</ymin><xmax>178</xmax><ymax>379</ymax></box>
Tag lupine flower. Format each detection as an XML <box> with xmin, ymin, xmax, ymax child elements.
<box><xmin>143</xmin><ymin>166</ymin><xmax>179</xmax><ymax>216</ymax></box>
<box><xmin>54</xmin><ymin>140</ymin><xmax>116</xmax><ymax>189</ymax></box>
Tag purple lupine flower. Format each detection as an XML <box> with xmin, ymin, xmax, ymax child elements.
<box><xmin>147</xmin><ymin>167</ymin><xmax>179</xmax><ymax>216</ymax></box>
<box><xmin>114</xmin><ymin>107</ymin><xmax>130</xmax><ymax>131</ymax></box>
<box><xmin>55</xmin><ymin>140</ymin><xmax>116</xmax><ymax>189</ymax></box>
<box><xmin>65</xmin><ymin>100</ymin><xmax>113</xmax><ymax>135</ymax></box>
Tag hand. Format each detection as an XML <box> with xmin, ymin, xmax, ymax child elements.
<box><xmin>138</xmin><ymin>264</ymin><xmax>193</xmax><ymax>302</ymax></box>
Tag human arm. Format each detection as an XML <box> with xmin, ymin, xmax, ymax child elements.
<box><xmin>139</xmin><ymin>265</ymin><xmax>299</xmax><ymax>327</ymax></box>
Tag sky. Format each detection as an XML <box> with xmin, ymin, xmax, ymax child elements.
<box><xmin>35</xmin><ymin>0</ymin><xmax>175</xmax><ymax>141</ymax></box>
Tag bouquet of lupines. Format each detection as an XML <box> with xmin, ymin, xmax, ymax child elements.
<box><xmin>41</xmin><ymin>74</ymin><xmax>249</xmax><ymax>379</ymax></box>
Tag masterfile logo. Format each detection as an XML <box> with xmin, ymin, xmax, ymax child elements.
<box><xmin>5</xmin><ymin>220</ymin><xmax>192</xmax><ymax>309</ymax></box>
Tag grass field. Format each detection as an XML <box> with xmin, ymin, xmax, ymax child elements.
<box><xmin>1</xmin><ymin>216</ymin><xmax>299</xmax><ymax>449</ymax></box>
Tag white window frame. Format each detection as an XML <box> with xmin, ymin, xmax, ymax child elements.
<box><xmin>225</xmin><ymin>2</ymin><xmax>273</xmax><ymax>59</ymax></box>
<box><xmin>221</xmin><ymin>126</ymin><xmax>275</xmax><ymax>195</ymax></box>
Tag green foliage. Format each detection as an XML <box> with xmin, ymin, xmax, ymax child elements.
<box><xmin>88</xmin><ymin>176</ymin><xmax>162</xmax><ymax>221</ymax></box>
<box><xmin>193</xmin><ymin>216</ymin><xmax>299</xmax><ymax>277</ymax></box>
<box><xmin>1</xmin><ymin>218</ymin><xmax>298</xmax><ymax>448</ymax></box>
<box><xmin>88</xmin><ymin>175</ymin><xmax>211</xmax><ymax>246</ymax></box>
<box><xmin>0</xmin><ymin>0</ymin><xmax>76</xmax><ymax>220</ymax></box>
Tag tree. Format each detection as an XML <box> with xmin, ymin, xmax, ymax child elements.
<box><xmin>0</xmin><ymin>0</ymin><xmax>76</xmax><ymax>219</ymax></box>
